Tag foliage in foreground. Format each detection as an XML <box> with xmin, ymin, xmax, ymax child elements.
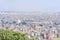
<box><xmin>53</xmin><ymin>37</ymin><xmax>60</xmax><ymax>40</ymax></box>
<box><xmin>0</xmin><ymin>30</ymin><xmax>29</xmax><ymax>40</ymax></box>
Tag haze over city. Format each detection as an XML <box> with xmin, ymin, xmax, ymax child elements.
<box><xmin>0</xmin><ymin>0</ymin><xmax>60</xmax><ymax>12</ymax></box>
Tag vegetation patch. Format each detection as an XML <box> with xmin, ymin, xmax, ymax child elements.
<box><xmin>53</xmin><ymin>37</ymin><xmax>60</xmax><ymax>40</ymax></box>
<box><xmin>0</xmin><ymin>30</ymin><xmax>29</xmax><ymax>40</ymax></box>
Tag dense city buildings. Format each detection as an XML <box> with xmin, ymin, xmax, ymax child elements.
<box><xmin>0</xmin><ymin>12</ymin><xmax>60</xmax><ymax>40</ymax></box>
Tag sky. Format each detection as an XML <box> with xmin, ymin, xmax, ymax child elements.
<box><xmin>0</xmin><ymin>0</ymin><xmax>60</xmax><ymax>12</ymax></box>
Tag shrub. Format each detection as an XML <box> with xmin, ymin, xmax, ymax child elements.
<box><xmin>0</xmin><ymin>30</ymin><xmax>29</xmax><ymax>40</ymax></box>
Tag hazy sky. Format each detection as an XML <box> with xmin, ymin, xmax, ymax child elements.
<box><xmin>0</xmin><ymin>0</ymin><xmax>60</xmax><ymax>12</ymax></box>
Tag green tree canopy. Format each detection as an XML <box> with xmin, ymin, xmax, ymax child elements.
<box><xmin>21</xmin><ymin>20</ymin><xmax>27</xmax><ymax>25</ymax></box>
<box><xmin>0</xmin><ymin>30</ymin><xmax>29</xmax><ymax>40</ymax></box>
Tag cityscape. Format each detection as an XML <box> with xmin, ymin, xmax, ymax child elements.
<box><xmin>0</xmin><ymin>11</ymin><xmax>60</xmax><ymax>40</ymax></box>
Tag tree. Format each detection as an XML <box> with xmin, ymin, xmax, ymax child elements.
<box><xmin>21</xmin><ymin>20</ymin><xmax>27</xmax><ymax>25</ymax></box>
<box><xmin>0</xmin><ymin>30</ymin><xmax>29</xmax><ymax>40</ymax></box>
